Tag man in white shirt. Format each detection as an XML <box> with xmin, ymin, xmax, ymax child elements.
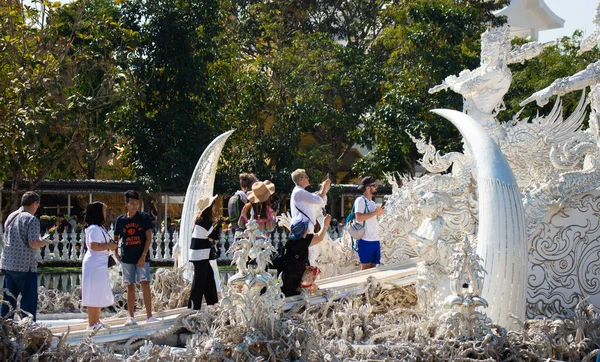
<box><xmin>290</xmin><ymin>169</ymin><xmax>330</xmax><ymax>232</ymax></box>
<box><xmin>354</xmin><ymin>176</ymin><xmax>385</xmax><ymax>270</ymax></box>
<box><xmin>282</xmin><ymin>169</ymin><xmax>331</xmax><ymax>296</ymax></box>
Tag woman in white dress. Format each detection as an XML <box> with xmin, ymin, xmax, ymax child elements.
<box><xmin>82</xmin><ymin>201</ymin><xmax>118</xmax><ymax>330</ymax></box>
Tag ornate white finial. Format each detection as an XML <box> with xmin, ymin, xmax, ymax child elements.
<box><xmin>438</xmin><ymin>235</ymin><xmax>491</xmax><ymax>340</ymax></box>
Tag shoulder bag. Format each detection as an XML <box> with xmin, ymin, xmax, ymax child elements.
<box><xmin>344</xmin><ymin>196</ymin><xmax>369</xmax><ymax>244</ymax></box>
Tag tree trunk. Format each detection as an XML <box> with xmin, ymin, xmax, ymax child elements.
<box><xmin>0</xmin><ymin>181</ymin><xmax>4</xmax><ymax>231</ymax></box>
<box><xmin>10</xmin><ymin>176</ymin><xmax>20</xmax><ymax>211</ymax></box>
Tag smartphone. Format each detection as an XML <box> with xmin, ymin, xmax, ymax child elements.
<box><xmin>42</xmin><ymin>233</ymin><xmax>51</xmax><ymax>240</ymax></box>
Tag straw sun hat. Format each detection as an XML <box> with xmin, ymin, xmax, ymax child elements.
<box><xmin>196</xmin><ymin>195</ymin><xmax>218</xmax><ymax>214</ymax></box>
<box><xmin>247</xmin><ymin>180</ymin><xmax>276</xmax><ymax>204</ymax></box>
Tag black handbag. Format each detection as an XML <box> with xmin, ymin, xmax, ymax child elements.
<box><xmin>108</xmin><ymin>254</ymin><xmax>117</xmax><ymax>268</ymax></box>
<box><xmin>102</xmin><ymin>228</ymin><xmax>117</xmax><ymax>268</ymax></box>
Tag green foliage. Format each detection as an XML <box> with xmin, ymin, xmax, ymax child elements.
<box><xmin>117</xmin><ymin>0</ymin><xmax>223</xmax><ymax>192</ymax></box>
<box><xmin>216</xmin><ymin>0</ymin><xmax>386</xmax><ymax>193</ymax></box>
<box><xmin>503</xmin><ymin>30</ymin><xmax>600</xmax><ymax>124</ymax></box>
<box><xmin>0</xmin><ymin>0</ymin><xmax>136</xmax><ymax>210</ymax></box>
<box><xmin>9</xmin><ymin>0</ymin><xmax>592</xmax><ymax>206</ymax></box>
<box><xmin>0</xmin><ymin>1</ymin><xmax>72</xmax><ymax>197</ymax></box>
<box><xmin>56</xmin><ymin>0</ymin><xmax>138</xmax><ymax>180</ymax></box>
<box><xmin>354</xmin><ymin>0</ymin><xmax>508</xmax><ymax>177</ymax></box>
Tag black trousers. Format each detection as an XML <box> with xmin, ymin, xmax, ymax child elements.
<box><xmin>281</xmin><ymin>234</ymin><xmax>313</xmax><ymax>297</ymax></box>
<box><xmin>188</xmin><ymin>260</ymin><xmax>218</xmax><ymax>310</ymax></box>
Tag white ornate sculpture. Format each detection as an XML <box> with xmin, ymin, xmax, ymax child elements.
<box><xmin>430</xmin><ymin>25</ymin><xmax>550</xmax><ymax>142</ymax></box>
<box><xmin>432</xmin><ymin>108</ymin><xmax>527</xmax><ymax>330</ymax></box>
<box><xmin>407</xmin><ymin>191</ymin><xmax>456</xmax><ymax>313</ymax></box>
<box><xmin>421</xmin><ymin>17</ymin><xmax>600</xmax><ymax>320</ymax></box>
<box><xmin>439</xmin><ymin>235</ymin><xmax>492</xmax><ymax>340</ymax></box>
<box><xmin>178</xmin><ymin>130</ymin><xmax>235</xmax><ymax>280</ymax></box>
<box><xmin>520</xmin><ymin>2</ymin><xmax>600</xmax><ymax>109</ymax></box>
<box><xmin>221</xmin><ymin>214</ymin><xmax>285</xmax><ymax>329</ymax></box>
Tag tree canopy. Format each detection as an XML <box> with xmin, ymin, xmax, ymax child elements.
<box><xmin>3</xmin><ymin>0</ymin><xmax>598</xmax><ymax>205</ymax></box>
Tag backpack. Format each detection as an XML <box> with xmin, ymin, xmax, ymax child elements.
<box><xmin>227</xmin><ymin>193</ymin><xmax>245</xmax><ymax>224</ymax></box>
<box><xmin>344</xmin><ymin>196</ymin><xmax>369</xmax><ymax>250</ymax></box>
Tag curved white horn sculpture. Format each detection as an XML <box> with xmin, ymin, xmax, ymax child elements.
<box><xmin>178</xmin><ymin>130</ymin><xmax>235</xmax><ymax>280</ymax></box>
<box><xmin>431</xmin><ymin>109</ymin><xmax>527</xmax><ymax>329</ymax></box>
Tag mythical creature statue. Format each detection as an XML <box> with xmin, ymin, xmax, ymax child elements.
<box><xmin>432</xmin><ymin>109</ymin><xmax>528</xmax><ymax>330</ymax></box>
<box><xmin>516</xmin><ymin>4</ymin><xmax>600</xmax><ymax>234</ymax></box>
<box><xmin>408</xmin><ymin>191</ymin><xmax>455</xmax><ymax>268</ymax></box>
<box><xmin>430</xmin><ymin>25</ymin><xmax>550</xmax><ymax>143</ymax></box>
<box><xmin>428</xmin><ymin>25</ymin><xmax>592</xmax><ymax>189</ymax></box>
<box><xmin>407</xmin><ymin>191</ymin><xmax>457</xmax><ymax>313</ymax></box>
<box><xmin>520</xmin><ymin>2</ymin><xmax>600</xmax><ymax>109</ymax></box>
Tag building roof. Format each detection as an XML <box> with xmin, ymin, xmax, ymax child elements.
<box><xmin>496</xmin><ymin>0</ymin><xmax>564</xmax><ymax>39</ymax></box>
<box><xmin>2</xmin><ymin>179</ymin><xmax>143</xmax><ymax>195</ymax></box>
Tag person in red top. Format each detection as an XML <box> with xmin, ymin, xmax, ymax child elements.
<box><xmin>113</xmin><ymin>190</ymin><xmax>157</xmax><ymax>326</ymax></box>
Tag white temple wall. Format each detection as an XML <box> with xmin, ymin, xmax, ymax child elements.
<box><xmin>527</xmin><ymin>190</ymin><xmax>600</xmax><ymax>318</ymax></box>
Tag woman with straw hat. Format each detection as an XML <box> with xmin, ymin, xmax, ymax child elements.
<box><xmin>188</xmin><ymin>195</ymin><xmax>220</xmax><ymax>310</ymax></box>
<box><xmin>238</xmin><ymin>180</ymin><xmax>277</xmax><ymax>234</ymax></box>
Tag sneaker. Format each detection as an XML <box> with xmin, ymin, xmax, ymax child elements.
<box><xmin>146</xmin><ymin>316</ymin><xmax>158</xmax><ymax>323</ymax></box>
<box><xmin>124</xmin><ymin>317</ymin><xmax>137</xmax><ymax>326</ymax></box>
<box><xmin>87</xmin><ymin>322</ymin><xmax>105</xmax><ymax>331</ymax></box>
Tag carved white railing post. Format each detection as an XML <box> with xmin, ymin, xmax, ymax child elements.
<box><xmin>36</xmin><ymin>247</ymin><xmax>42</xmax><ymax>262</ymax></box>
<box><xmin>53</xmin><ymin>240</ymin><xmax>60</xmax><ymax>261</ymax></box>
<box><xmin>217</xmin><ymin>231</ymin><xmax>226</xmax><ymax>260</ymax></box>
<box><xmin>70</xmin><ymin>273</ymin><xmax>77</xmax><ymax>290</ymax></box>
<box><xmin>272</xmin><ymin>231</ymin><xmax>280</xmax><ymax>252</ymax></box>
<box><xmin>280</xmin><ymin>230</ymin><xmax>288</xmax><ymax>250</ymax></box>
<box><xmin>69</xmin><ymin>240</ymin><xmax>75</xmax><ymax>261</ymax></box>
<box><xmin>148</xmin><ymin>235</ymin><xmax>155</xmax><ymax>260</ymax></box>
<box><xmin>43</xmin><ymin>243</ymin><xmax>51</xmax><ymax>262</ymax></box>
<box><xmin>62</xmin><ymin>238</ymin><xmax>69</xmax><ymax>261</ymax></box>
<box><xmin>164</xmin><ymin>232</ymin><xmax>172</xmax><ymax>260</ymax></box>
<box><xmin>154</xmin><ymin>232</ymin><xmax>163</xmax><ymax>260</ymax></box>
<box><xmin>172</xmin><ymin>230</ymin><xmax>179</xmax><ymax>255</ymax></box>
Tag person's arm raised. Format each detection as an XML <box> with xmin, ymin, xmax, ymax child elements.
<box><xmin>309</xmin><ymin>214</ymin><xmax>332</xmax><ymax>247</ymax></box>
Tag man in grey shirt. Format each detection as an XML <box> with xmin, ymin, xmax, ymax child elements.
<box><xmin>1</xmin><ymin>191</ymin><xmax>47</xmax><ymax>320</ymax></box>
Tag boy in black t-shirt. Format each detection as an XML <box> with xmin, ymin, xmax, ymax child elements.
<box><xmin>114</xmin><ymin>190</ymin><xmax>156</xmax><ymax>326</ymax></box>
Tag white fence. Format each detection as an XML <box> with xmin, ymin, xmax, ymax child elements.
<box><xmin>5</xmin><ymin>227</ymin><xmax>344</xmax><ymax>263</ymax></box>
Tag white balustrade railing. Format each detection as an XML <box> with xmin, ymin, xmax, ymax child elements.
<box><xmin>1</xmin><ymin>227</ymin><xmax>343</xmax><ymax>264</ymax></box>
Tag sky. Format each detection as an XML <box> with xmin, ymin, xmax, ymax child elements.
<box><xmin>538</xmin><ymin>0</ymin><xmax>598</xmax><ymax>43</ymax></box>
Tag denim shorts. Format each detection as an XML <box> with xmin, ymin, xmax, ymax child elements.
<box><xmin>121</xmin><ymin>262</ymin><xmax>151</xmax><ymax>285</ymax></box>
<box><xmin>357</xmin><ymin>239</ymin><xmax>381</xmax><ymax>264</ymax></box>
